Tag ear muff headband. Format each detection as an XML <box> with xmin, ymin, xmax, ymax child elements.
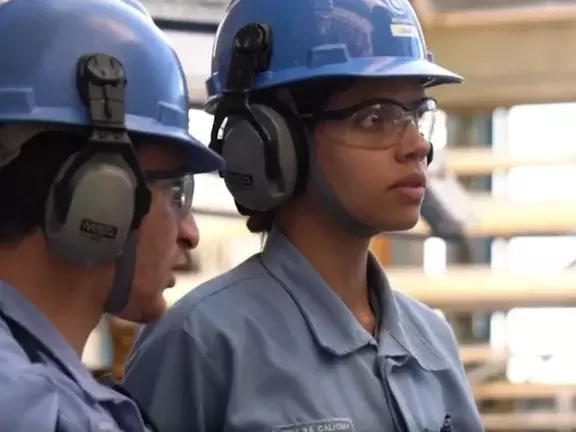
<box><xmin>44</xmin><ymin>53</ymin><xmax>150</xmax><ymax>266</ymax></box>
<box><xmin>209</xmin><ymin>24</ymin><xmax>304</xmax><ymax>214</ymax></box>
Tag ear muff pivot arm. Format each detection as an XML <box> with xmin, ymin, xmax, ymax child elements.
<box><xmin>210</xmin><ymin>25</ymin><xmax>285</xmax><ymax>193</ymax></box>
<box><xmin>52</xmin><ymin>54</ymin><xmax>150</xmax><ymax>230</ymax></box>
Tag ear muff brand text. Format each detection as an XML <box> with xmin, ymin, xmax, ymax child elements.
<box><xmin>79</xmin><ymin>218</ymin><xmax>118</xmax><ymax>240</ymax></box>
<box><xmin>227</xmin><ymin>171</ymin><xmax>254</xmax><ymax>187</ymax></box>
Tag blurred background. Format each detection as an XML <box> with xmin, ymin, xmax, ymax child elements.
<box><xmin>85</xmin><ymin>1</ymin><xmax>576</xmax><ymax>429</ymax></box>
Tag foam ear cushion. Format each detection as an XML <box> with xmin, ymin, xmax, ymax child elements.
<box><xmin>219</xmin><ymin>104</ymin><xmax>298</xmax><ymax>211</ymax></box>
<box><xmin>44</xmin><ymin>153</ymin><xmax>138</xmax><ymax>266</ymax></box>
<box><xmin>263</xmin><ymin>100</ymin><xmax>310</xmax><ymax>195</ymax></box>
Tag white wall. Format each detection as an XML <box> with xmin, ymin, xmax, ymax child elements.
<box><xmin>164</xmin><ymin>29</ymin><xmax>240</xmax><ymax>216</ymax></box>
<box><xmin>188</xmin><ymin>108</ymin><xmax>238</xmax><ymax>215</ymax></box>
<box><xmin>82</xmin><ymin>318</ymin><xmax>109</xmax><ymax>369</ymax></box>
<box><xmin>165</xmin><ymin>30</ymin><xmax>215</xmax><ymax>104</ymax></box>
<box><xmin>503</xmin><ymin>103</ymin><xmax>576</xmax><ymax>384</ymax></box>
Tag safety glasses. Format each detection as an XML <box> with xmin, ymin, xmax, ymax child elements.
<box><xmin>144</xmin><ymin>170</ymin><xmax>195</xmax><ymax>219</ymax></box>
<box><xmin>302</xmin><ymin>97</ymin><xmax>437</xmax><ymax>148</ymax></box>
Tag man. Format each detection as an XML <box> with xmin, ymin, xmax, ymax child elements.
<box><xmin>0</xmin><ymin>0</ymin><xmax>222</xmax><ymax>430</ymax></box>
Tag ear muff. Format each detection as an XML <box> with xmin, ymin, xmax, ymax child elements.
<box><xmin>221</xmin><ymin>103</ymin><xmax>300</xmax><ymax>212</ymax></box>
<box><xmin>269</xmin><ymin>100</ymin><xmax>310</xmax><ymax>195</ymax></box>
<box><xmin>42</xmin><ymin>53</ymin><xmax>151</xmax><ymax>267</ymax></box>
<box><xmin>44</xmin><ymin>147</ymin><xmax>144</xmax><ymax>266</ymax></box>
<box><xmin>220</xmin><ymin>99</ymin><xmax>310</xmax><ymax>214</ymax></box>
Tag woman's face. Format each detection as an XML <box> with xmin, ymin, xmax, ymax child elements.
<box><xmin>310</xmin><ymin>78</ymin><xmax>432</xmax><ymax>232</ymax></box>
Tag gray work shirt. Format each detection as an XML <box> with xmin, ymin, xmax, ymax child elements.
<box><xmin>124</xmin><ymin>228</ymin><xmax>484</xmax><ymax>432</ymax></box>
<box><xmin>0</xmin><ymin>281</ymin><xmax>151</xmax><ymax>432</ymax></box>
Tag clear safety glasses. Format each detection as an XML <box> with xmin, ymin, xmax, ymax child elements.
<box><xmin>303</xmin><ymin>97</ymin><xmax>437</xmax><ymax>149</ymax></box>
<box><xmin>144</xmin><ymin>170</ymin><xmax>195</xmax><ymax>219</ymax></box>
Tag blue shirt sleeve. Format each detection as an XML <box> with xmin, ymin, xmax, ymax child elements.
<box><xmin>123</xmin><ymin>323</ymin><xmax>228</xmax><ymax>432</ymax></box>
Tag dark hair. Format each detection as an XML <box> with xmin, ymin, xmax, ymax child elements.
<box><xmin>246</xmin><ymin>211</ymin><xmax>275</xmax><ymax>234</ymax></box>
<box><xmin>0</xmin><ymin>128</ymin><xmax>162</xmax><ymax>244</ymax></box>
<box><xmin>245</xmin><ymin>78</ymin><xmax>354</xmax><ymax>234</ymax></box>
<box><xmin>0</xmin><ymin>130</ymin><xmax>86</xmax><ymax>243</ymax></box>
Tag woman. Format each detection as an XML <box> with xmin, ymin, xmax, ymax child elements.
<box><xmin>124</xmin><ymin>0</ymin><xmax>484</xmax><ymax>430</ymax></box>
<box><xmin>0</xmin><ymin>0</ymin><xmax>222</xmax><ymax>430</ymax></box>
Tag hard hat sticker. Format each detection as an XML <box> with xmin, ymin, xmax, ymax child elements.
<box><xmin>390</xmin><ymin>23</ymin><xmax>418</xmax><ymax>38</ymax></box>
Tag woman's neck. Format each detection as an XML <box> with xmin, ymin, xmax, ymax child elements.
<box><xmin>278</xmin><ymin>202</ymin><xmax>376</xmax><ymax>332</ymax></box>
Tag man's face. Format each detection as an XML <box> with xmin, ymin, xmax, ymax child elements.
<box><xmin>117</xmin><ymin>144</ymin><xmax>199</xmax><ymax>323</ymax></box>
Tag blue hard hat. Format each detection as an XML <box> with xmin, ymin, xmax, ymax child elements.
<box><xmin>206</xmin><ymin>0</ymin><xmax>462</xmax><ymax>105</ymax></box>
<box><xmin>0</xmin><ymin>0</ymin><xmax>223</xmax><ymax>173</ymax></box>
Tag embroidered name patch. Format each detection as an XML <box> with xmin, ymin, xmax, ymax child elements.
<box><xmin>273</xmin><ymin>419</ymin><xmax>354</xmax><ymax>432</ymax></box>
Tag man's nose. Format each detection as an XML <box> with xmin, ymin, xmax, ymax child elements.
<box><xmin>177</xmin><ymin>213</ymin><xmax>200</xmax><ymax>250</ymax></box>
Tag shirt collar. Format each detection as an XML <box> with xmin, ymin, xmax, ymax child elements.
<box><xmin>261</xmin><ymin>227</ymin><xmax>372</xmax><ymax>355</ymax></box>
<box><xmin>261</xmin><ymin>227</ymin><xmax>444</xmax><ymax>368</ymax></box>
<box><xmin>368</xmin><ymin>258</ymin><xmax>450</xmax><ymax>370</ymax></box>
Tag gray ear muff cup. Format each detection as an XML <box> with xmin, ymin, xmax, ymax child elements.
<box><xmin>221</xmin><ymin>104</ymin><xmax>299</xmax><ymax>212</ymax></box>
<box><xmin>266</xmin><ymin>100</ymin><xmax>310</xmax><ymax>195</ymax></box>
<box><xmin>44</xmin><ymin>152</ymin><xmax>137</xmax><ymax>266</ymax></box>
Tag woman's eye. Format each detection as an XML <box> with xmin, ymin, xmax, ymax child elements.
<box><xmin>355</xmin><ymin>108</ymin><xmax>386</xmax><ymax>129</ymax></box>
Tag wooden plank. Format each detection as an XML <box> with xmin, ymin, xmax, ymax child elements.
<box><xmin>405</xmin><ymin>195</ymin><xmax>576</xmax><ymax>238</ymax></box>
<box><xmin>194</xmin><ymin>194</ymin><xmax>576</xmax><ymax>240</ymax></box>
<box><xmin>459</xmin><ymin>344</ymin><xmax>510</xmax><ymax>366</ymax></box>
<box><xmin>444</xmin><ymin>147</ymin><xmax>576</xmax><ymax>177</ymax></box>
<box><xmin>429</xmin><ymin>5</ymin><xmax>576</xmax><ymax>29</ymax></box>
<box><xmin>482</xmin><ymin>413</ymin><xmax>576</xmax><ymax>430</ymax></box>
<box><xmin>387</xmin><ymin>266</ymin><xmax>576</xmax><ymax>311</ymax></box>
<box><xmin>474</xmin><ymin>381</ymin><xmax>576</xmax><ymax>401</ymax></box>
<box><xmin>182</xmin><ymin>3</ymin><xmax>576</xmax><ymax>109</ymax></box>
<box><xmin>462</xmin><ymin>196</ymin><xmax>576</xmax><ymax>237</ymax></box>
<box><xmin>423</xmin><ymin>11</ymin><xmax>576</xmax><ymax>110</ymax></box>
<box><xmin>411</xmin><ymin>0</ymin><xmax>576</xmax><ymax>29</ymax></box>
<box><xmin>186</xmin><ymin>4</ymin><xmax>576</xmax><ymax>109</ymax></box>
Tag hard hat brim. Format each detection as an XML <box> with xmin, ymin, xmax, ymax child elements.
<box><xmin>158</xmin><ymin>130</ymin><xmax>224</xmax><ymax>174</ymax></box>
<box><xmin>206</xmin><ymin>57</ymin><xmax>462</xmax><ymax>110</ymax></box>
<box><xmin>256</xmin><ymin>56</ymin><xmax>464</xmax><ymax>89</ymax></box>
<box><xmin>0</xmin><ymin>109</ymin><xmax>223</xmax><ymax>174</ymax></box>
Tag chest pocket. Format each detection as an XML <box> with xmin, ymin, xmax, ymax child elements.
<box><xmin>0</xmin><ymin>311</ymin><xmax>157</xmax><ymax>432</ymax></box>
<box><xmin>379</xmin><ymin>352</ymin><xmax>454</xmax><ymax>432</ymax></box>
